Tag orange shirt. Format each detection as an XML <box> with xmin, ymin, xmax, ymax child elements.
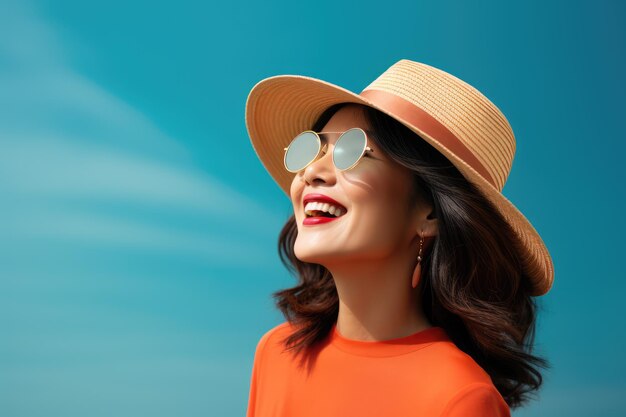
<box><xmin>246</xmin><ymin>321</ymin><xmax>510</xmax><ymax>417</ymax></box>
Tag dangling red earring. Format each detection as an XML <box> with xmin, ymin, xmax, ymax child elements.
<box><xmin>411</xmin><ymin>233</ymin><xmax>424</xmax><ymax>289</ymax></box>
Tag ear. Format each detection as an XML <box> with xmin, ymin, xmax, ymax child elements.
<box><xmin>413</xmin><ymin>202</ymin><xmax>438</xmax><ymax>238</ymax></box>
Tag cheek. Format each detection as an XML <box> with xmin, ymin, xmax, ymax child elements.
<box><xmin>350</xmin><ymin>166</ymin><xmax>409</xmax><ymax>201</ymax></box>
<box><xmin>290</xmin><ymin>174</ymin><xmax>301</xmax><ymax>200</ymax></box>
<box><xmin>347</xmin><ymin>168</ymin><xmax>412</xmax><ymax>225</ymax></box>
<box><xmin>289</xmin><ymin>177</ymin><xmax>300</xmax><ymax>216</ymax></box>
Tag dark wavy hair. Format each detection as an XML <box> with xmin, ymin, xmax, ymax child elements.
<box><xmin>272</xmin><ymin>102</ymin><xmax>550</xmax><ymax>409</ymax></box>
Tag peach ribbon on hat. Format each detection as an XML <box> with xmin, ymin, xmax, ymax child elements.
<box><xmin>359</xmin><ymin>89</ymin><xmax>497</xmax><ymax>189</ymax></box>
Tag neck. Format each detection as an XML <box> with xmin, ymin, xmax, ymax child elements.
<box><xmin>325</xmin><ymin>249</ymin><xmax>432</xmax><ymax>342</ymax></box>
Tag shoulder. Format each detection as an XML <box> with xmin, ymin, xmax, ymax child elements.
<box><xmin>439</xmin><ymin>382</ymin><xmax>510</xmax><ymax>417</ymax></box>
<box><xmin>422</xmin><ymin>335</ymin><xmax>494</xmax><ymax>387</ymax></box>
<box><xmin>253</xmin><ymin>321</ymin><xmax>293</xmax><ymax>356</ymax></box>
<box><xmin>420</xmin><ymin>336</ymin><xmax>510</xmax><ymax>416</ymax></box>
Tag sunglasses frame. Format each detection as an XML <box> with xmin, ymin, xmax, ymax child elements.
<box><xmin>283</xmin><ymin>127</ymin><xmax>375</xmax><ymax>173</ymax></box>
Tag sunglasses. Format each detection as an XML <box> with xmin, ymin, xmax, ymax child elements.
<box><xmin>283</xmin><ymin>127</ymin><xmax>375</xmax><ymax>173</ymax></box>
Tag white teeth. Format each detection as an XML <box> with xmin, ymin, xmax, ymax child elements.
<box><xmin>304</xmin><ymin>201</ymin><xmax>346</xmax><ymax>217</ymax></box>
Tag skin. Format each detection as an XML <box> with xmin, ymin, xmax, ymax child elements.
<box><xmin>289</xmin><ymin>105</ymin><xmax>439</xmax><ymax>342</ymax></box>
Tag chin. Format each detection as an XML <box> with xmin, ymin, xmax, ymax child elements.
<box><xmin>294</xmin><ymin>244</ymin><xmax>331</xmax><ymax>265</ymax></box>
<box><xmin>293</xmin><ymin>244</ymin><xmax>315</xmax><ymax>262</ymax></box>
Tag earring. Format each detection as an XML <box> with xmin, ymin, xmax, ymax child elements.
<box><xmin>411</xmin><ymin>232</ymin><xmax>425</xmax><ymax>289</ymax></box>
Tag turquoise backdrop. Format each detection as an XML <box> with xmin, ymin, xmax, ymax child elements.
<box><xmin>1</xmin><ymin>0</ymin><xmax>624</xmax><ymax>416</ymax></box>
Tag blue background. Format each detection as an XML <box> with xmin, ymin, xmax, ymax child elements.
<box><xmin>1</xmin><ymin>0</ymin><xmax>624</xmax><ymax>416</ymax></box>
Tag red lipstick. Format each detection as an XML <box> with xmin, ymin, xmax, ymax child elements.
<box><xmin>302</xmin><ymin>193</ymin><xmax>346</xmax><ymax>208</ymax></box>
<box><xmin>303</xmin><ymin>216</ymin><xmax>341</xmax><ymax>225</ymax></box>
<box><xmin>302</xmin><ymin>193</ymin><xmax>347</xmax><ymax>226</ymax></box>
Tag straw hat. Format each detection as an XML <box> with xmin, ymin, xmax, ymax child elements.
<box><xmin>245</xmin><ymin>59</ymin><xmax>554</xmax><ymax>296</ymax></box>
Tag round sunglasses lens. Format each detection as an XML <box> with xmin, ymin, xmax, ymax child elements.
<box><xmin>285</xmin><ymin>132</ymin><xmax>319</xmax><ymax>172</ymax></box>
<box><xmin>333</xmin><ymin>128</ymin><xmax>367</xmax><ymax>170</ymax></box>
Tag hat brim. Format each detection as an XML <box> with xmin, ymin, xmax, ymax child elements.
<box><xmin>245</xmin><ymin>75</ymin><xmax>554</xmax><ymax>296</ymax></box>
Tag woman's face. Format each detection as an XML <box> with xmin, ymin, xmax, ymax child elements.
<box><xmin>290</xmin><ymin>105</ymin><xmax>422</xmax><ymax>265</ymax></box>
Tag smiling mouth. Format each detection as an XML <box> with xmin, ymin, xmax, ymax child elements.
<box><xmin>302</xmin><ymin>210</ymin><xmax>346</xmax><ymax>225</ymax></box>
<box><xmin>303</xmin><ymin>203</ymin><xmax>347</xmax><ymax>219</ymax></box>
<box><xmin>306</xmin><ymin>211</ymin><xmax>343</xmax><ymax>219</ymax></box>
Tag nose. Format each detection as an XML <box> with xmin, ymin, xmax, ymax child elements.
<box><xmin>302</xmin><ymin>143</ymin><xmax>337</xmax><ymax>186</ymax></box>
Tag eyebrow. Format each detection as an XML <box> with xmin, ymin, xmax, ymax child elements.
<box><xmin>319</xmin><ymin>128</ymin><xmax>379</xmax><ymax>145</ymax></box>
<box><xmin>363</xmin><ymin>129</ymin><xmax>376</xmax><ymax>138</ymax></box>
<box><xmin>317</xmin><ymin>129</ymin><xmax>378</xmax><ymax>142</ymax></box>
<box><xmin>318</xmin><ymin>129</ymin><xmax>375</xmax><ymax>135</ymax></box>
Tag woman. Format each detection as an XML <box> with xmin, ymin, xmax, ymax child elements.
<box><xmin>244</xmin><ymin>60</ymin><xmax>553</xmax><ymax>416</ymax></box>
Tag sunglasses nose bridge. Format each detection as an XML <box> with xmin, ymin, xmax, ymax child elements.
<box><xmin>298</xmin><ymin>145</ymin><xmax>341</xmax><ymax>190</ymax></box>
<box><xmin>306</xmin><ymin>140</ymin><xmax>335</xmax><ymax>172</ymax></box>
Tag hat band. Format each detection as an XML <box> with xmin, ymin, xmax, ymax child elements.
<box><xmin>359</xmin><ymin>89</ymin><xmax>497</xmax><ymax>189</ymax></box>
